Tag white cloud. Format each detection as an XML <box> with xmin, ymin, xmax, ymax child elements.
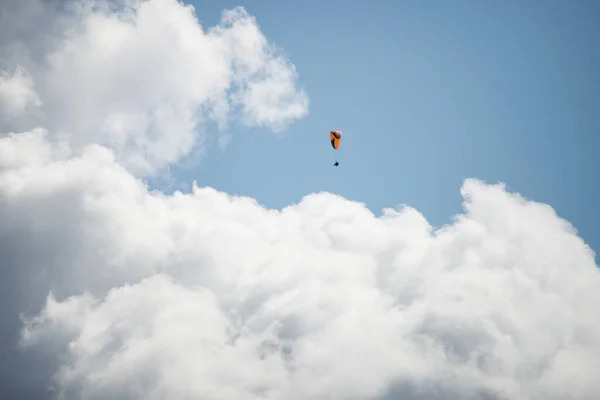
<box><xmin>0</xmin><ymin>66</ymin><xmax>42</xmax><ymax>119</ymax></box>
<box><xmin>0</xmin><ymin>130</ymin><xmax>596</xmax><ymax>400</ymax></box>
<box><xmin>0</xmin><ymin>0</ymin><xmax>308</xmax><ymax>175</ymax></box>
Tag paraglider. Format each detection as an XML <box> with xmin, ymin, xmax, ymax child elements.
<box><xmin>330</xmin><ymin>130</ymin><xmax>342</xmax><ymax>167</ymax></box>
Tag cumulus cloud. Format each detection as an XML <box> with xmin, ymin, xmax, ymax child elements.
<box><xmin>0</xmin><ymin>66</ymin><xmax>42</xmax><ymax>119</ymax></box>
<box><xmin>0</xmin><ymin>129</ymin><xmax>597</xmax><ymax>400</ymax></box>
<box><xmin>0</xmin><ymin>0</ymin><xmax>308</xmax><ymax>175</ymax></box>
<box><xmin>1</xmin><ymin>1</ymin><xmax>600</xmax><ymax>400</ymax></box>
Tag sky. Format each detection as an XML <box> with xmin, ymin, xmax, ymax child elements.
<box><xmin>0</xmin><ymin>1</ymin><xmax>599</xmax><ymax>400</ymax></box>
<box><xmin>169</xmin><ymin>0</ymin><xmax>600</xmax><ymax>254</ymax></box>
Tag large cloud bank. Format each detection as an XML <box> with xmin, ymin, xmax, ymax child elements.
<box><xmin>1</xmin><ymin>1</ymin><xmax>600</xmax><ymax>400</ymax></box>
<box><xmin>4</xmin><ymin>129</ymin><xmax>600</xmax><ymax>400</ymax></box>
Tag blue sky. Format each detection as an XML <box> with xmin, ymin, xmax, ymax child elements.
<box><xmin>168</xmin><ymin>0</ymin><xmax>599</xmax><ymax>256</ymax></box>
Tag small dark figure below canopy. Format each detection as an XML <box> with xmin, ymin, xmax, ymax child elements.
<box><xmin>334</xmin><ymin>161</ymin><xmax>339</xmax><ymax>167</ymax></box>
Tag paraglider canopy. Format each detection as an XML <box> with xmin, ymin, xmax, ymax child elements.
<box><xmin>330</xmin><ymin>130</ymin><xmax>342</xmax><ymax>149</ymax></box>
